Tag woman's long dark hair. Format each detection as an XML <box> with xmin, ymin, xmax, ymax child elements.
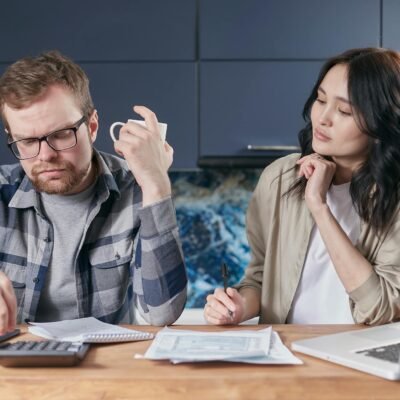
<box><xmin>287</xmin><ymin>47</ymin><xmax>400</xmax><ymax>233</ymax></box>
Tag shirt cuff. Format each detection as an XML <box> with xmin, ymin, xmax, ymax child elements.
<box><xmin>138</xmin><ymin>196</ymin><xmax>178</xmax><ymax>237</ymax></box>
<box><xmin>348</xmin><ymin>272</ymin><xmax>381</xmax><ymax>314</ymax></box>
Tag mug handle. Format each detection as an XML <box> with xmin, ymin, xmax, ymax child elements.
<box><xmin>109</xmin><ymin>121</ymin><xmax>124</xmax><ymax>142</ymax></box>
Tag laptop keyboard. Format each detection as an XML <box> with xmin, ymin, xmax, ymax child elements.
<box><xmin>356</xmin><ymin>343</ymin><xmax>400</xmax><ymax>363</ymax></box>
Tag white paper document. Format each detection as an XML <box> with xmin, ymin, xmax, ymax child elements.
<box><xmin>143</xmin><ymin>327</ymin><xmax>302</xmax><ymax>364</ymax></box>
<box><xmin>28</xmin><ymin>317</ymin><xmax>154</xmax><ymax>343</ymax></box>
<box><xmin>233</xmin><ymin>330</ymin><xmax>302</xmax><ymax>365</ymax></box>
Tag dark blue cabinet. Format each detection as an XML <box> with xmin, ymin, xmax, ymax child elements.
<box><xmin>382</xmin><ymin>0</ymin><xmax>400</xmax><ymax>50</ymax></box>
<box><xmin>0</xmin><ymin>65</ymin><xmax>13</xmax><ymax>165</ymax></box>
<box><xmin>200</xmin><ymin>0</ymin><xmax>380</xmax><ymax>59</ymax></box>
<box><xmin>84</xmin><ymin>63</ymin><xmax>197</xmax><ymax>169</ymax></box>
<box><xmin>198</xmin><ymin>0</ymin><xmax>381</xmax><ymax>166</ymax></box>
<box><xmin>200</xmin><ymin>61</ymin><xmax>322</xmax><ymax>158</ymax></box>
<box><xmin>0</xmin><ymin>0</ymin><xmax>196</xmax><ymax>61</ymax></box>
<box><xmin>0</xmin><ymin>0</ymin><xmax>390</xmax><ymax>168</ymax></box>
<box><xmin>0</xmin><ymin>0</ymin><xmax>197</xmax><ymax>169</ymax></box>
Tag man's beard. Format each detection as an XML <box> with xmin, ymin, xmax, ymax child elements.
<box><xmin>30</xmin><ymin>159</ymin><xmax>92</xmax><ymax>194</ymax></box>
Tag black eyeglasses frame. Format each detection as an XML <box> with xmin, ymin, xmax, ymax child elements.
<box><xmin>7</xmin><ymin>115</ymin><xmax>87</xmax><ymax>160</ymax></box>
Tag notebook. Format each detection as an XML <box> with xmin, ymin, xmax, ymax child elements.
<box><xmin>291</xmin><ymin>322</ymin><xmax>400</xmax><ymax>380</ymax></box>
<box><xmin>27</xmin><ymin>317</ymin><xmax>154</xmax><ymax>343</ymax></box>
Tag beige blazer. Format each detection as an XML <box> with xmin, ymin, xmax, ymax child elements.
<box><xmin>237</xmin><ymin>153</ymin><xmax>400</xmax><ymax>325</ymax></box>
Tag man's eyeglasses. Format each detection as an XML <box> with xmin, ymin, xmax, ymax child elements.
<box><xmin>7</xmin><ymin>116</ymin><xmax>87</xmax><ymax>160</ymax></box>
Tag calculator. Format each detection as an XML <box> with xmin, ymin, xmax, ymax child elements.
<box><xmin>0</xmin><ymin>340</ymin><xmax>90</xmax><ymax>367</ymax></box>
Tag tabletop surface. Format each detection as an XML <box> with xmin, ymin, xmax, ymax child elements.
<box><xmin>0</xmin><ymin>324</ymin><xmax>399</xmax><ymax>400</ymax></box>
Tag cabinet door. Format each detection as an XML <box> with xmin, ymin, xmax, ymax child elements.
<box><xmin>200</xmin><ymin>61</ymin><xmax>322</xmax><ymax>158</ymax></box>
<box><xmin>0</xmin><ymin>65</ymin><xmax>14</xmax><ymax>165</ymax></box>
<box><xmin>200</xmin><ymin>0</ymin><xmax>380</xmax><ymax>59</ymax></box>
<box><xmin>85</xmin><ymin>63</ymin><xmax>197</xmax><ymax>169</ymax></box>
<box><xmin>0</xmin><ymin>63</ymin><xmax>197</xmax><ymax>169</ymax></box>
<box><xmin>382</xmin><ymin>0</ymin><xmax>400</xmax><ymax>50</ymax></box>
<box><xmin>0</xmin><ymin>0</ymin><xmax>195</xmax><ymax>61</ymax></box>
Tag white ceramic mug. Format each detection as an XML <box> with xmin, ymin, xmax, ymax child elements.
<box><xmin>109</xmin><ymin>119</ymin><xmax>167</xmax><ymax>142</ymax></box>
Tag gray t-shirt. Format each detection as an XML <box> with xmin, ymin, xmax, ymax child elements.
<box><xmin>36</xmin><ymin>183</ymin><xmax>96</xmax><ymax>321</ymax></box>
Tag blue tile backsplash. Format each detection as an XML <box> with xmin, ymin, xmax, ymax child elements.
<box><xmin>170</xmin><ymin>168</ymin><xmax>262</xmax><ymax>308</ymax></box>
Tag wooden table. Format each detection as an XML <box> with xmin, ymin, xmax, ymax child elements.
<box><xmin>0</xmin><ymin>324</ymin><xmax>399</xmax><ymax>400</ymax></box>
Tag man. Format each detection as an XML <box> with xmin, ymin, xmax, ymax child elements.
<box><xmin>0</xmin><ymin>51</ymin><xmax>187</xmax><ymax>334</ymax></box>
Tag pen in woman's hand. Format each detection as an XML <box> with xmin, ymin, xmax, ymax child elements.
<box><xmin>221</xmin><ymin>262</ymin><xmax>233</xmax><ymax>318</ymax></box>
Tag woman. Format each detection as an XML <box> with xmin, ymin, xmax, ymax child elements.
<box><xmin>204</xmin><ymin>47</ymin><xmax>400</xmax><ymax>326</ymax></box>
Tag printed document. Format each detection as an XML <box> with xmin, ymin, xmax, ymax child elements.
<box><xmin>143</xmin><ymin>327</ymin><xmax>302</xmax><ymax>364</ymax></box>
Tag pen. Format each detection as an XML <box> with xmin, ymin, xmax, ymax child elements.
<box><xmin>221</xmin><ymin>262</ymin><xmax>233</xmax><ymax>318</ymax></box>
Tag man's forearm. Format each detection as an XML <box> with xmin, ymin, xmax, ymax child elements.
<box><xmin>136</xmin><ymin>197</ymin><xmax>187</xmax><ymax>325</ymax></box>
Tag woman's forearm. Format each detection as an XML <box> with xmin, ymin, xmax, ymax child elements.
<box><xmin>239</xmin><ymin>287</ymin><xmax>262</xmax><ymax>322</ymax></box>
<box><xmin>312</xmin><ymin>203</ymin><xmax>374</xmax><ymax>293</ymax></box>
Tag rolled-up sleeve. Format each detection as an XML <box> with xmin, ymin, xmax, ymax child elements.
<box><xmin>349</xmin><ymin>216</ymin><xmax>400</xmax><ymax>325</ymax></box>
<box><xmin>133</xmin><ymin>197</ymin><xmax>187</xmax><ymax>326</ymax></box>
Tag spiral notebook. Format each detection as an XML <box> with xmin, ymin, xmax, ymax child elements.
<box><xmin>27</xmin><ymin>317</ymin><xmax>154</xmax><ymax>343</ymax></box>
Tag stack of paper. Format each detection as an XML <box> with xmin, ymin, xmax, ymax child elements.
<box><xmin>142</xmin><ymin>327</ymin><xmax>302</xmax><ymax>364</ymax></box>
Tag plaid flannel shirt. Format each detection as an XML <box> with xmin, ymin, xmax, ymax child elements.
<box><xmin>0</xmin><ymin>150</ymin><xmax>187</xmax><ymax>325</ymax></box>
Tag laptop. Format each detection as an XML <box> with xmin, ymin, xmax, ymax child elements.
<box><xmin>291</xmin><ymin>322</ymin><xmax>400</xmax><ymax>380</ymax></box>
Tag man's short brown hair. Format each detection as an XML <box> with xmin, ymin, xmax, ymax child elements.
<box><xmin>0</xmin><ymin>50</ymin><xmax>95</xmax><ymax>131</ymax></box>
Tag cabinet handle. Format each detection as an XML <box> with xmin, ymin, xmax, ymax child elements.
<box><xmin>247</xmin><ymin>145</ymin><xmax>300</xmax><ymax>151</ymax></box>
